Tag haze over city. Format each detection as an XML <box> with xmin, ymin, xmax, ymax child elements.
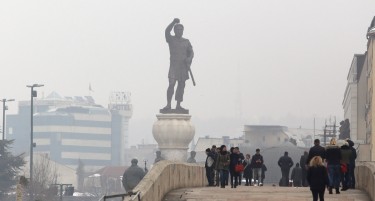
<box><xmin>1</xmin><ymin>0</ymin><xmax>375</xmax><ymax>146</ymax></box>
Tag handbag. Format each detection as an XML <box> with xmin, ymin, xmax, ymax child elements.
<box><xmin>341</xmin><ymin>163</ymin><xmax>348</xmax><ymax>173</ymax></box>
<box><xmin>235</xmin><ymin>163</ymin><xmax>244</xmax><ymax>173</ymax></box>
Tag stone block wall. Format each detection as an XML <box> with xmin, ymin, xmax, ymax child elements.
<box><xmin>355</xmin><ymin>161</ymin><xmax>375</xmax><ymax>201</ymax></box>
<box><xmin>124</xmin><ymin>160</ymin><xmax>206</xmax><ymax>201</ymax></box>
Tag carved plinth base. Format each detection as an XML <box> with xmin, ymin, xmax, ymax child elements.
<box><xmin>152</xmin><ymin>113</ymin><xmax>195</xmax><ymax>162</ymax></box>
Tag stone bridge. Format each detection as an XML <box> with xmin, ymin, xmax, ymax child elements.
<box><xmin>124</xmin><ymin>161</ymin><xmax>374</xmax><ymax>201</ymax></box>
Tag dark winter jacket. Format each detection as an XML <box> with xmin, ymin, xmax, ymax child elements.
<box><xmin>291</xmin><ymin>166</ymin><xmax>303</xmax><ymax>183</ymax></box>
<box><xmin>239</xmin><ymin>153</ymin><xmax>245</xmax><ymax>161</ymax></box>
<box><xmin>307</xmin><ymin>145</ymin><xmax>326</xmax><ymax>165</ymax></box>
<box><xmin>122</xmin><ymin>164</ymin><xmax>146</xmax><ymax>192</ymax></box>
<box><xmin>229</xmin><ymin>152</ymin><xmax>241</xmax><ymax>172</ymax></box>
<box><xmin>278</xmin><ymin>155</ymin><xmax>294</xmax><ymax>170</ymax></box>
<box><xmin>242</xmin><ymin>158</ymin><xmax>252</xmax><ymax>178</ymax></box>
<box><xmin>216</xmin><ymin>151</ymin><xmax>230</xmax><ymax>170</ymax></box>
<box><xmin>341</xmin><ymin>145</ymin><xmax>352</xmax><ymax>164</ymax></box>
<box><xmin>349</xmin><ymin>146</ymin><xmax>357</xmax><ymax>166</ymax></box>
<box><xmin>325</xmin><ymin>144</ymin><xmax>342</xmax><ymax>165</ymax></box>
<box><xmin>307</xmin><ymin>165</ymin><xmax>329</xmax><ymax>191</ymax></box>
<box><xmin>251</xmin><ymin>153</ymin><xmax>263</xmax><ymax>168</ymax></box>
<box><xmin>300</xmin><ymin>153</ymin><xmax>308</xmax><ymax>170</ymax></box>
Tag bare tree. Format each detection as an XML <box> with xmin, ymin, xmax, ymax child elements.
<box><xmin>32</xmin><ymin>154</ymin><xmax>60</xmax><ymax>200</ymax></box>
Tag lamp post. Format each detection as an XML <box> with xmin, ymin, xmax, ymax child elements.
<box><xmin>143</xmin><ymin>159</ymin><xmax>148</xmax><ymax>172</ymax></box>
<box><xmin>1</xmin><ymin>98</ymin><xmax>14</xmax><ymax>140</ymax></box>
<box><xmin>26</xmin><ymin>84</ymin><xmax>43</xmax><ymax>201</ymax></box>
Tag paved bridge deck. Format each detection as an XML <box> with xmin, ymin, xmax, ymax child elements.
<box><xmin>163</xmin><ymin>185</ymin><xmax>370</xmax><ymax>201</ymax></box>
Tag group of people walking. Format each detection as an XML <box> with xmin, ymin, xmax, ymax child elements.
<box><xmin>205</xmin><ymin>145</ymin><xmax>267</xmax><ymax>188</ymax></box>
<box><xmin>204</xmin><ymin>138</ymin><xmax>357</xmax><ymax>201</ymax></box>
<box><xmin>306</xmin><ymin>138</ymin><xmax>357</xmax><ymax>201</ymax></box>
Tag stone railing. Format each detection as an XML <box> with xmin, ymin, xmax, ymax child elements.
<box><xmin>355</xmin><ymin>161</ymin><xmax>375</xmax><ymax>200</ymax></box>
<box><xmin>124</xmin><ymin>160</ymin><xmax>206</xmax><ymax>201</ymax></box>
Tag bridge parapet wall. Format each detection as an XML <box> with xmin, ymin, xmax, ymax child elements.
<box><xmin>356</xmin><ymin>161</ymin><xmax>375</xmax><ymax>201</ymax></box>
<box><xmin>124</xmin><ymin>160</ymin><xmax>206</xmax><ymax>201</ymax></box>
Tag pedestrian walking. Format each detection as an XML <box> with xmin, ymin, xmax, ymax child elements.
<box><xmin>229</xmin><ymin>147</ymin><xmax>240</xmax><ymax>188</ymax></box>
<box><xmin>307</xmin><ymin>139</ymin><xmax>326</xmax><ymax>166</ymax></box>
<box><xmin>291</xmin><ymin>163</ymin><xmax>303</xmax><ymax>187</ymax></box>
<box><xmin>205</xmin><ymin>148</ymin><xmax>215</xmax><ymax>186</ymax></box>
<box><xmin>347</xmin><ymin>139</ymin><xmax>357</xmax><ymax>188</ymax></box>
<box><xmin>216</xmin><ymin>145</ymin><xmax>230</xmax><ymax>188</ymax></box>
<box><xmin>243</xmin><ymin>154</ymin><xmax>252</xmax><ymax>186</ymax></box>
<box><xmin>278</xmin><ymin>151</ymin><xmax>294</xmax><ymax>186</ymax></box>
<box><xmin>250</xmin><ymin>148</ymin><xmax>263</xmax><ymax>186</ymax></box>
<box><xmin>300</xmin><ymin>151</ymin><xmax>309</xmax><ymax>186</ymax></box>
<box><xmin>340</xmin><ymin>141</ymin><xmax>352</xmax><ymax>191</ymax></box>
<box><xmin>307</xmin><ymin>156</ymin><xmax>329</xmax><ymax>201</ymax></box>
<box><xmin>325</xmin><ymin>138</ymin><xmax>341</xmax><ymax>194</ymax></box>
<box><xmin>122</xmin><ymin>159</ymin><xmax>146</xmax><ymax>192</ymax></box>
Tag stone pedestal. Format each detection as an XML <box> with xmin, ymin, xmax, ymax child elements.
<box><xmin>152</xmin><ymin>114</ymin><xmax>195</xmax><ymax>162</ymax></box>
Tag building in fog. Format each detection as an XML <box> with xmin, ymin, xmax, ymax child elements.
<box><xmin>342</xmin><ymin>54</ymin><xmax>365</xmax><ymax>141</ymax></box>
<box><xmin>342</xmin><ymin>17</ymin><xmax>375</xmax><ymax>161</ymax></box>
<box><xmin>193</xmin><ymin>136</ymin><xmax>244</xmax><ymax>162</ymax></box>
<box><xmin>243</xmin><ymin>125</ymin><xmax>290</xmax><ymax>148</ymax></box>
<box><xmin>7</xmin><ymin>91</ymin><xmax>132</xmax><ymax>171</ymax></box>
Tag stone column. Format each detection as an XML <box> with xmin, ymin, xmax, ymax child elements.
<box><xmin>152</xmin><ymin>114</ymin><xmax>195</xmax><ymax>162</ymax></box>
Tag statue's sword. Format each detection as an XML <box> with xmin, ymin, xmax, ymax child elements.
<box><xmin>188</xmin><ymin>67</ymin><xmax>196</xmax><ymax>86</ymax></box>
<box><xmin>187</xmin><ymin>61</ymin><xmax>196</xmax><ymax>86</ymax></box>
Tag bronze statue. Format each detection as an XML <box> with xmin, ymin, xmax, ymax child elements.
<box><xmin>161</xmin><ymin>18</ymin><xmax>194</xmax><ymax>114</ymax></box>
<box><xmin>339</xmin><ymin>119</ymin><xmax>350</xmax><ymax>140</ymax></box>
<box><xmin>187</xmin><ymin>151</ymin><xmax>196</xmax><ymax>163</ymax></box>
<box><xmin>154</xmin><ymin>151</ymin><xmax>164</xmax><ymax>164</ymax></box>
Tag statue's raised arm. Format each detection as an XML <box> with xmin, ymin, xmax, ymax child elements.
<box><xmin>165</xmin><ymin>18</ymin><xmax>180</xmax><ymax>43</ymax></box>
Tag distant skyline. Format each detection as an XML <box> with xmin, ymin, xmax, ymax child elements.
<box><xmin>1</xmin><ymin>1</ymin><xmax>374</xmax><ymax>145</ymax></box>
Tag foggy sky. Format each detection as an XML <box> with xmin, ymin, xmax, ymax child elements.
<box><xmin>1</xmin><ymin>0</ymin><xmax>374</xmax><ymax>145</ymax></box>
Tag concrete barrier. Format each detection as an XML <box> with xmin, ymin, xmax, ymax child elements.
<box><xmin>124</xmin><ymin>160</ymin><xmax>206</xmax><ymax>201</ymax></box>
<box><xmin>355</xmin><ymin>161</ymin><xmax>375</xmax><ymax>201</ymax></box>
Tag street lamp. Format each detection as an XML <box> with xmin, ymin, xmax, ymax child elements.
<box><xmin>26</xmin><ymin>84</ymin><xmax>44</xmax><ymax>201</ymax></box>
<box><xmin>0</xmin><ymin>98</ymin><xmax>15</xmax><ymax>140</ymax></box>
<box><xmin>143</xmin><ymin>159</ymin><xmax>148</xmax><ymax>172</ymax></box>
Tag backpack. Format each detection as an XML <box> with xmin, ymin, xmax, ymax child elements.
<box><xmin>207</xmin><ymin>156</ymin><xmax>214</xmax><ymax>167</ymax></box>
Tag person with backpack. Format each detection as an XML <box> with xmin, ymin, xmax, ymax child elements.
<box><xmin>205</xmin><ymin>148</ymin><xmax>215</xmax><ymax>186</ymax></box>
